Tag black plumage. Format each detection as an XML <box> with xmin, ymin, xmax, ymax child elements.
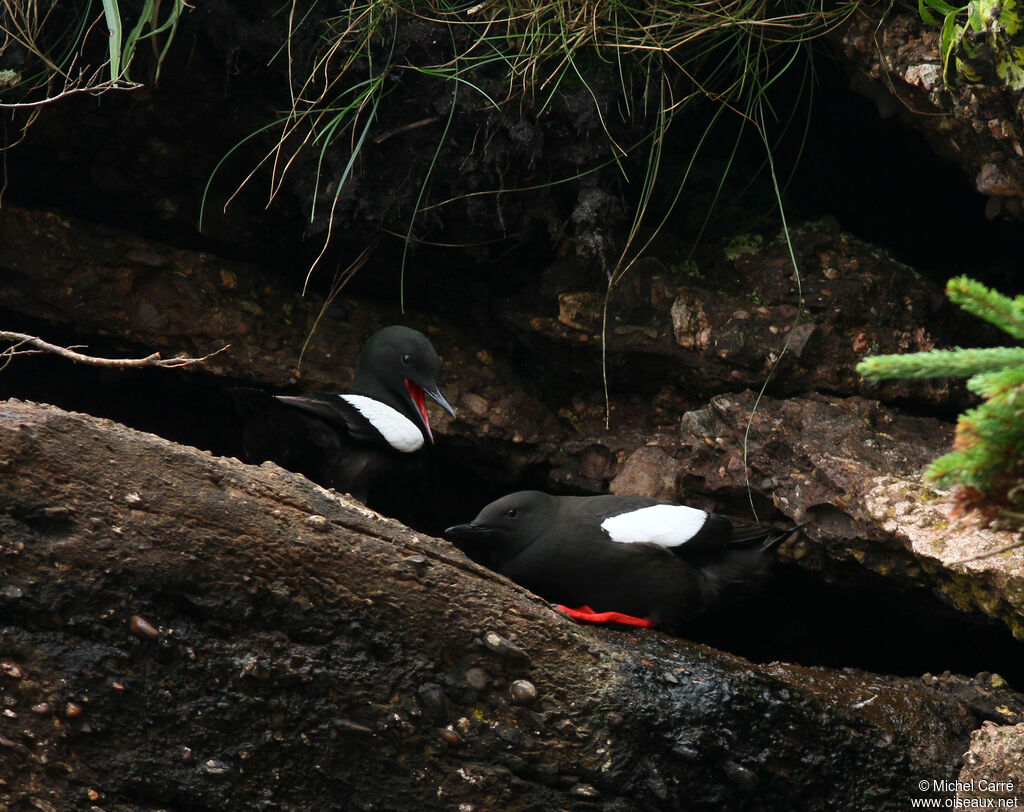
<box><xmin>444</xmin><ymin>490</ymin><xmax>798</xmax><ymax>630</ymax></box>
<box><xmin>234</xmin><ymin>325</ymin><xmax>455</xmax><ymax>516</ymax></box>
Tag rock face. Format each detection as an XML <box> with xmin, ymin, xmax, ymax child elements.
<box><xmin>834</xmin><ymin>8</ymin><xmax>1024</xmax><ymax>222</ymax></box>
<box><xmin>959</xmin><ymin>721</ymin><xmax>1024</xmax><ymax>803</ymax></box>
<box><xmin>626</xmin><ymin>391</ymin><xmax>1024</xmax><ymax>641</ymax></box>
<box><xmin>2</xmin><ymin>399</ymin><xmax>1024</xmax><ymax>810</ymax></box>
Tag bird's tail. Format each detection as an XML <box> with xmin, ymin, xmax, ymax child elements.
<box><xmin>725</xmin><ymin>521</ymin><xmax>804</xmax><ymax>552</ymax></box>
<box><xmin>697</xmin><ymin>524</ymin><xmax>802</xmax><ymax>615</ymax></box>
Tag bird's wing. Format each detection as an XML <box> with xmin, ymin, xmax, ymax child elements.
<box><xmin>276</xmin><ymin>394</ymin><xmax>393</xmax><ymax>447</ymax></box>
<box><xmin>599</xmin><ymin>503</ymin><xmax>733</xmax><ymax>555</ymax></box>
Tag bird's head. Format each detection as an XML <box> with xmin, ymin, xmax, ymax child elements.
<box><xmin>353</xmin><ymin>325</ymin><xmax>456</xmax><ymax>443</ymax></box>
<box><xmin>444</xmin><ymin>490</ymin><xmax>555</xmax><ymax>567</ymax></box>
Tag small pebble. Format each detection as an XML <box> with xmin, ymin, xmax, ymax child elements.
<box><xmin>417</xmin><ymin>683</ymin><xmax>448</xmax><ymax>723</ymax></box>
<box><xmin>571</xmin><ymin>783</ymin><xmax>600</xmax><ymax>798</ymax></box>
<box><xmin>137</xmin><ymin>301</ymin><xmax>169</xmax><ymax>331</ymax></box>
<box><xmin>463</xmin><ymin>393</ymin><xmax>490</xmax><ymax>416</ymax></box>
<box><xmin>482</xmin><ymin>631</ymin><xmax>529</xmax><ymax>661</ymax></box>
<box><xmin>201</xmin><ymin>758</ymin><xmax>230</xmax><ymax>775</ymax></box>
<box><xmin>465</xmin><ymin>668</ymin><xmax>488</xmax><ymax>691</ymax></box>
<box><xmin>495</xmin><ymin>724</ymin><xmax>521</xmax><ymax>745</ymax></box>
<box><xmin>723</xmin><ymin>760</ymin><xmax>758</xmax><ymax>789</ymax></box>
<box><xmin>0</xmin><ymin>662</ymin><xmax>22</xmax><ymax>679</ymax></box>
<box><xmin>439</xmin><ymin>725</ymin><xmax>463</xmax><ymax>745</ymax></box>
<box><xmin>304</xmin><ymin>515</ymin><xmax>330</xmax><ymax>531</ymax></box>
<box><xmin>130</xmin><ymin>615</ymin><xmax>160</xmax><ymax>640</ymax></box>
<box><xmin>65</xmin><ymin>702</ymin><xmax>83</xmax><ymax>718</ymax></box>
<box><xmin>508</xmin><ymin>679</ymin><xmax>537</xmax><ymax>706</ymax></box>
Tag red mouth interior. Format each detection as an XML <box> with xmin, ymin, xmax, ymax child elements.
<box><xmin>405</xmin><ymin>379</ymin><xmax>432</xmax><ymax>441</ymax></box>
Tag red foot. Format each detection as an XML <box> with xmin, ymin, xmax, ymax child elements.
<box><xmin>557</xmin><ymin>604</ymin><xmax>658</xmax><ymax>628</ymax></box>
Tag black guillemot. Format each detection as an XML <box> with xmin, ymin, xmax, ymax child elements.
<box><xmin>234</xmin><ymin>325</ymin><xmax>455</xmax><ymax>515</ymax></box>
<box><xmin>444</xmin><ymin>490</ymin><xmax>798</xmax><ymax>630</ymax></box>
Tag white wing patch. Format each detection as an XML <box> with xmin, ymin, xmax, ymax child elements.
<box><xmin>601</xmin><ymin>504</ymin><xmax>708</xmax><ymax>547</ymax></box>
<box><xmin>339</xmin><ymin>394</ymin><xmax>424</xmax><ymax>452</ymax></box>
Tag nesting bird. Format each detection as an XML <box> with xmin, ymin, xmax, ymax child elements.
<box><xmin>234</xmin><ymin>325</ymin><xmax>455</xmax><ymax>516</ymax></box>
<box><xmin>444</xmin><ymin>490</ymin><xmax>797</xmax><ymax>630</ymax></box>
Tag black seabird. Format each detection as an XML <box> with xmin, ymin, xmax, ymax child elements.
<box><xmin>444</xmin><ymin>490</ymin><xmax>798</xmax><ymax>630</ymax></box>
<box><xmin>234</xmin><ymin>325</ymin><xmax>455</xmax><ymax>516</ymax></box>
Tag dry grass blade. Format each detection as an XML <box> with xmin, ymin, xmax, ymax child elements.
<box><xmin>204</xmin><ymin>0</ymin><xmax>855</xmax><ymax>306</ymax></box>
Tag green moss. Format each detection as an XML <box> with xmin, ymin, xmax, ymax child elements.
<box><xmin>670</xmin><ymin>260</ymin><xmax>703</xmax><ymax>280</ymax></box>
<box><xmin>723</xmin><ymin>234</ymin><xmax>765</xmax><ymax>261</ymax></box>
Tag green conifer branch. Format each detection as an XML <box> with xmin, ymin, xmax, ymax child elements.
<box><xmin>857</xmin><ymin>347</ymin><xmax>1024</xmax><ymax>380</ymax></box>
<box><xmin>966</xmin><ymin>364</ymin><xmax>1024</xmax><ymax>397</ymax></box>
<box><xmin>946</xmin><ymin>275</ymin><xmax>1024</xmax><ymax>341</ymax></box>
<box><xmin>855</xmin><ymin>277</ymin><xmax>1024</xmax><ymax>536</ymax></box>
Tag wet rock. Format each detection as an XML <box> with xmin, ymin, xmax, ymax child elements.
<box><xmin>3</xmin><ymin>400</ymin><xmax>1024</xmax><ymax>810</ymax></box>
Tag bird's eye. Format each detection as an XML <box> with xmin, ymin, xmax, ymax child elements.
<box><xmin>504</xmin><ymin>508</ymin><xmax>518</xmax><ymax>519</ymax></box>
<box><xmin>401</xmin><ymin>353</ymin><xmax>413</xmax><ymax>365</ymax></box>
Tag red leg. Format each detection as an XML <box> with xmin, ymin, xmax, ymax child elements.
<box><xmin>557</xmin><ymin>605</ymin><xmax>658</xmax><ymax>628</ymax></box>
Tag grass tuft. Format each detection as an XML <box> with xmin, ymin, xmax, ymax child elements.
<box><xmin>204</xmin><ymin>0</ymin><xmax>856</xmax><ymax>309</ymax></box>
